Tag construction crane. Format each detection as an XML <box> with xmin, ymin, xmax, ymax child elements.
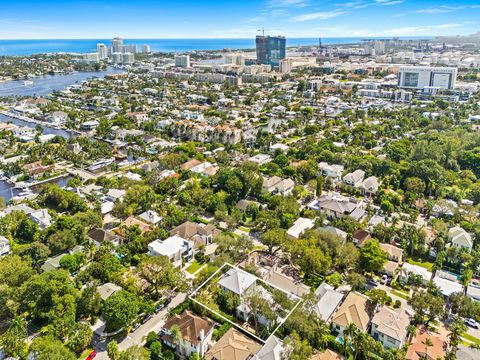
<box><xmin>257</xmin><ymin>28</ymin><xmax>273</xmax><ymax>37</ymax></box>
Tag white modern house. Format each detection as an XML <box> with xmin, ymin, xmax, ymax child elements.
<box><xmin>287</xmin><ymin>217</ymin><xmax>315</xmax><ymax>240</ymax></box>
<box><xmin>314</xmin><ymin>281</ymin><xmax>344</xmax><ymax>322</ymax></box>
<box><xmin>148</xmin><ymin>235</ymin><xmax>193</xmax><ymax>268</ymax></box>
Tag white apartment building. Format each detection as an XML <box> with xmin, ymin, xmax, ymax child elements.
<box><xmin>97</xmin><ymin>43</ymin><xmax>108</xmax><ymax>59</ymax></box>
<box><xmin>175</xmin><ymin>55</ymin><xmax>191</xmax><ymax>68</ymax></box>
<box><xmin>397</xmin><ymin>66</ymin><xmax>457</xmax><ymax>90</ymax></box>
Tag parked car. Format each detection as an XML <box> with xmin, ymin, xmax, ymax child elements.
<box><xmin>131</xmin><ymin>322</ymin><xmax>141</xmax><ymax>332</ymax></box>
<box><xmin>380</xmin><ymin>275</ymin><xmax>388</xmax><ymax>284</ymax></box>
<box><xmin>366</xmin><ymin>278</ymin><xmax>379</xmax><ymax>287</ymax></box>
<box><xmin>154</xmin><ymin>304</ymin><xmax>165</xmax><ymax>313</ymax></box>
<box><xmin>142</xmin><ymin>314</ymin><xmax>152</xmax><ymax>324</ymax></box>
<box><xmin>86</xmin><ymin>350</ymin><xmax>97</xmax><ymax>360</ymax></box>
<box><xmin>466</xmin><ymin>318</ymin><xmax>479</xmax><ymax>329</ymax></box>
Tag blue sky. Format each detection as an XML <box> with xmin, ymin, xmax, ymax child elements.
<box><xmin>1</xmin><ymin>0</ymin><xmax>479</xmax><ymax>39</ymax></box>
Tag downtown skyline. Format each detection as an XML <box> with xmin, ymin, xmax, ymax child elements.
<box><xmin>1</xmin><ymin>0</ymin><xmax>480</xmax><ymax>40</ymax></box>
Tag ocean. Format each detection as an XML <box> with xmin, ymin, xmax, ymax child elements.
<box><xmin>0</xmin><ymin>37</ymin><xmax>431</xmax><ymax>56</ymax></box>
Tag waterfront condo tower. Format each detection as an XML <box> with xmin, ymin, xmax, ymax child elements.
<box><xmin>256</xmin><ymin>35</ymin><xmax>286</xmax><ymax>67</ymax></box>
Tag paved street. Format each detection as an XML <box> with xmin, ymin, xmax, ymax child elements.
<box><xmin>91</xmin><ymin>293</ymin><xmax>186</xmax><ymax>360</ymax></box>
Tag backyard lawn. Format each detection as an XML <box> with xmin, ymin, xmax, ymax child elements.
<box><xmin>186</xmin><ymin>260</ymin><xmax>203</xmax><ymax>274</ymax></box>
<box><xmin>407</xmin><ymin>257</ymin><xmax>434</xmax><ymax>271</ymax></box>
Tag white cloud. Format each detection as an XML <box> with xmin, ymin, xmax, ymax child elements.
<box><xmin>267</xmin><ymin>0</ymin><xmax>308</xmax><ymax>8</ymax></box>
<box><xmin>292</xmin><ymin>10</ymin><xmax>346</xmax><ymax>22</ymax></box>
<box><xmin>384</xmin><ymin>23</ymin><xmax>464</xmax><ymax>35</ymax></box>
<box><xmin>374</xmin><ymin>0</ymin><xmax>403</xmax><ymax>5</ymax></box>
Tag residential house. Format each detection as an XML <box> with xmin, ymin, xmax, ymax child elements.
<box><xmin>433</xmin><ymin>271</ymin><xmax>463</xmax><ymax>297</ymax></box>
<box><xmin>0</xmin><ymin>236</ymin><xmax>10</xmax><ymax>256</ymax></box>
<box><xmin>399</xmin><ymin>263</ymin><xmax>432</xmax><ymax>285</ymax></box>
<box><xmin>190</xmin><ymin>161</ymin><xmax>219</xmax><ymax>176</ymax></box>
<box><xmin>405</xmin><ymin>327</ymin><xmax>447</xmax><ymax>360</ymax></box>
<box><xmin>181</xmin><ymin>159</ymin><xmax>202</xmax><ymax>171</ymax></box>
<box><xmin>371</xmin><ymin>307</ymin><xmax>410</xmax><ymax>349</ymax></box>
<box><xmin>343</xmin><ymin>169</ymin><xmax>365</xmax><ymax>187</ymax></box>
<box><xmin>287</xmin><ymin>217</ymin><xmax>315</xmax><ymax>240</ymax></box>
<box><xmin>148</xmin><ymin>235</ymin><xmax>194</xmax><ymax>268</ymax></box>
<box><xmin>308</xmin><ymin>193</ymin><xmax>365</xmax><ymax>221</ymax></box>
<box><xmin>264</xmin><ymin>265</ymin><xmax>311</xmax><ymax>297</ymax></box>
<box><xmin>23</xmin><ymin>161</ymin><xmax>54</xmax><ymax>179</ymax></box>
<box><xmin>352</xmin><ymin>230</ymin><xmax>371</xmax><ymax>246</ymax></box>
<box><xmin>41</xmin><ymin>253</ymin><xmax>67</xmax><ymax>272</ymax></box>
<box><xmin>448</xmin><ymin>226</ymin><xmax>473</xmax><ymax>253</ymax></box>
<box><xmin>331</xmin><ymin>292</ymin><xmax>371</xmax><ymax>337</ymax></box>
<box><xmin>160</xmin><ymin>311</ymin><xmax>215</xmax><ymax>358</ymax></box>
<box><xmin>218</xmin><ymin>268</ymin><xmax>257</xmax><ymax>297</ymax></box>
<box><xmin>358</xmin><ymin>176</ymin><xmax>380</xmax><ymax>196</ymax></box>
<box><xmin>123</xmin><ymin>216</ymin><xmax>152</xmax><ymax>234</ymax></box>
<box><xmin>97</xmin><ymin>282</ymin><xmax>122</xmax><ymax>301</ymax></box>
<box><xmin>170</xmin><ymin>221</ymin><xmax>220</xmax><ymax>247</ymax></box>
<box><xmin>322</xmin><ymin>226</ymin><xmax>348</xmax><ymax>243</ymax></box>
<box><xmin>29</xmin><ymin>209</ymin><xmax>52</xmax><ymax>229</ymax></box>
<box><xmin>204</xmin><ymin>327</ymin><xmax>262</xmax><ymax>360</ymax></box>
<box><xmin>262</xmin><ymin>176</ymin><xmax>294</xmax><ymax>195</ymax></box>
<box><xmin>47</xmin><ymin>111</ymin><xmax>68</xmax><ymax>126</ymax></box>
<box><xmin>255</xmin><ymin>335</ymin><xmax>284</xmax><ymax>360</ymax></box>
<box><xmin>379</xmin><ymin>243</ymin><xmax>403</xmax><ymax>276</ymax></box>
<box><xmin>248</xmin><ymin>154</ymin><xmax>272</xmax><ymax>165</ymax></box>
<box><xmin>319</xmin><ymin>162</ymin><xmax>344</xmax><ymax>180</ymax></box>
<box><xmin>314</xmin><ymin>281</ymin><xmax>344</xmax><ymax>322</ymax></box>
<box><xmin>106</xmin><ymin>188</ymin><xmax>126</xmax><ymax>203</ymax></box>
<box><xmin>138</xmin><ymin>210</ymin><xmax>163</xmax><ymax>225</ymax></box>
<box><xmin>310</xmin><ymin>350</ymin><xmax>343</xmax><ymax>360</ymax></box>
<box><xmin>88</xmin><ymin>228</ymin><xmax>121</xmax><ymax>247</ymax></box>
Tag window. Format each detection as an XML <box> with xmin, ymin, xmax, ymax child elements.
<box><xmin>403</xmin><ymin>72</ymin><xmax>419</xmax><ymax>87</ymax></box>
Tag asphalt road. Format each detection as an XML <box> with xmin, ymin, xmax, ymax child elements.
<box><xmin>90</xmin><ymin>293</ymin><xmax>186</xmax><ymax>360</ymax></box>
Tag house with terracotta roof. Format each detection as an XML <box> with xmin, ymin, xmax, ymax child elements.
<box><xmin>180</xmin><ymin>159</ymin><xmax>202</xmax><ymax>171</ymax></box>
<box><xmin>331</xmin><ymin>292</ymin><xmax>372</xmax><ymax>337</ymax></box>
<box><xmin>204</xmin><ymin>327</ymin><xmax>262</xmax><ymax>360</ymax></box>
<box><xmin>160</xmin><ymin>310</ymin><xmax>215</xmax><ymax>358</ymax></box>
<box><xmin>123</xmin><ymin>216</ymin><xmax>152</xmax><ymax>234</ymax></box>
<box><xmin>405</xmin><ymin>326</ymin><xmax>448</xmax><ymax>360</ymax></box>
<box><xmin>310</xmin><ymin>349</ymin><xmax>343</xmax><ymax>360</ymax></box>
<box><xmin>370</xmin><ymin>307</ymin><xmax>410</xmax><ymax>349</ymax></box>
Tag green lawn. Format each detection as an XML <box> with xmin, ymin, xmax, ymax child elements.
<box><xmin>186</xmin><ymin>260</ymin><xmax>203</xmax><ymax>274</ymax></box>
<box><xmin>461</xmin><ymin>332</ymin><xmax>480</xmax><ymax>345</ymax></box>
<box><xmin>407</xmin><ymin>258</ymin><xmax>434</xmax><ymax>271</ymax></box>
<box><xmin>238</xmin><ymin>226</ymin><xmax>251</xmax><ymax>233</ymax></box>
<box><xmin>391</xmin><ymin>289</ymin><xmax>409</xmax><ymax>300</ymax></box>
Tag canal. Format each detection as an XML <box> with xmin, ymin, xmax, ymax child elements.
<box><xmin>0</xmin><ymin>67</ymin><xmax>125</xmax><ymax>203</ymax></box>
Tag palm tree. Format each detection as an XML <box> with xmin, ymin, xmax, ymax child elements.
<box><xmin>170</xmin><ymin>324</ymin><xmax>182</xmax><ymax>353</ymax></box>
<box><xmin>343</xmin><ymin>323</ymin><xmax>359</xmax><ymax>358</ymax></box>
<box><xmin>422</xmin><ymin>337</ymin><xmax>433</xmax><ymax>360</ymax></box>
<box><xmin>407</xmin><ymin>324</ymin><xmax>417</xmax><ymax>342</ymax></box>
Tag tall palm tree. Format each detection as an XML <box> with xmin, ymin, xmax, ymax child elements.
<box><xmin>422</xmin><ymin>337</ymin><xmax>433</xmax><ymax>360</ymax></box>
<box><xmin>343</xmin><ymin>323</ymin><xmax>359</xmax><ymax>359</ymax></box>
<box><xmin>170</xmin><ymin>324</ymin><xmax>182</xmax><ymax>353</ymax></box>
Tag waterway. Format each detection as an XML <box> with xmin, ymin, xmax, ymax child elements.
<box><xmin>0</xmin><ymin>67</ymin><xmax>125</xmax><ymax>98</ymax></box>
<box><xmin>0</xmin><ymin>68</ymin><xmax>124</xmax><ymax>203</ymax></box>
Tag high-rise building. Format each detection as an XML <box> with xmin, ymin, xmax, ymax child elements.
<box><xmin>112</xmin><ymin>37</ymin><xmax>124</xmax><ymax>53</ymax></box>
<box><xmin>123</xmin><ymin>44</ymin><xmax>137</xmax><ymax>54</ymax></box>
<box><xmin>142</xmin><ymin>45</ymin><xmax>151</xmax><ymax>53</ymax></box>
<box><xmin>175</xmin><ymin>55</ymin><xmax>190</xmax><ymax>68</ymax></box>
<box><xmin>97</xmin><ymin>43</ymin><xmax>108</xmax><ymax>60</ymax></box>
<box><xmin>224</xmin><ymin>53</ymin><xmax>245</xmax><ymax>66</ymax></box>
<box><xmin>397</xmin><ymin>66</ymin><xmax>457</xmax><ymax>90</ymax></box>
<box><xmin>256</xmin><ymin>35</ymin><xmax>286</xmax><ymax>67</ymax></box>
<box><xmin>122</xmin><ymin>53</ymin><xmax>134</xmax><ymax>64</ymax></box>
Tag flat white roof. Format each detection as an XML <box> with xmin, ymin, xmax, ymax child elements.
<box><xmin>148</xmin><ymin>235</ymin><xmax>187</xmax><ymax>257</ymax></box>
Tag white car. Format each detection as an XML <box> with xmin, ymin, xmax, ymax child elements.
<box><xmin>380</xmin><ymin>274</ymin><xmax>388</xmax><ymax>284</ymax></box>
<box><xmin>466</xmin><ymin>318</ymin><xmax>479</xmax><ymax>329</ymax></box>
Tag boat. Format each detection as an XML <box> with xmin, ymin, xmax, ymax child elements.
<box><xmin>23</xmin><ymin>80</ymin><xmax>34</xmax><ymax>86</ymax></box>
